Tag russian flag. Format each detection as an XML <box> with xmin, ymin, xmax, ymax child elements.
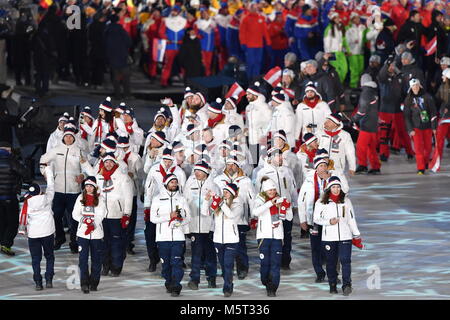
<box><xmin>225</xmin><ymin>82</ymin><xmax>246</xmax><ymax>101</ymax></box>
<box><xmin>424</xmin><ymin>36</ymin><xmax>437</xmax><ymax>57</ymax></box>
<box><xmin>152</xmin><ymin>39</ymin><xmax>167</xmax><ymax>63</ymax></box>
<box><xmin>263</xmin><ymin>66</ymin><xmax>282</xmax><ymax>88</ymax></box>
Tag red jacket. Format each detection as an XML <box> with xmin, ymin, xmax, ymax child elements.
<box><xmin>268</xmin><ymin>20</ymin><xmax>288</xmax><ymax>50</ymax></box>
<box><xmin>239</xmin><ymin>12</ymin><xmax>271</xmax><ymax>48</ymax></box>
<box><xmin>119</xmin><ymin>14</ymin><xmax>138</xmax><ymax>40</ymax></box>
<box><xmin>419</xmin><ymin>8</ymin><xmax>433</xmax><ymax>28</ymax></box>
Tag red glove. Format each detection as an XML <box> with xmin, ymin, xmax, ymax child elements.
<box><xmin>249</xmin><ymin>218</ymin><xmax>258</xmax><ymax>230</ymax></box>
<box><xmin>125</xmin><ymin>122</ymin><xmax>134</xmax><ymax>134</ymax></box>
<box><xmin>83</xmin><ymin>217</ymin><xmax>95</xmax><ymax>236</ymax></box>
<box><xmin>352</xmin><ymin>237</ymin><xmax>364</xmax><ymax>249</ymax></box>
<box><xmin>279</xmin><ymin>199</ymin><xmax>291</xmax><ymax>215</ymax></box>
<box><xmin>121</xmin><ymin>215</ymin><xmax>130</xmax><ymax>229</ymax></box>
<box><xmin>210</xmin><ymin>196</ymin><xmax>222</xmax><ymax>211</ymax></box>
<box><xmin>144</xmin><ymin>208</ymin><xmax>150</xmax><ymax>222</ymax></box>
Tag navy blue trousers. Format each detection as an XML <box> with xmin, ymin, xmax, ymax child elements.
<box><xmin>102</xmin><ymin>218</ymin><xmax>125</xmax><ymax>273</ymax></box>
<box><xmin>157</xmin><ymin>241</ymin><xmax>185</xmax><ymax>292</ymax></box>
<box><xmin>282</xmin><ymin>219</ymin><xmax>293</xmax><ymax>267</ymax></box>
<box><xmin>125</xmin><ymin>196</ymin><xmax>138</xmax><ymax>249</ymax></box>
<box><xmin>52</xmin><ymin>192</ymin><xmax>79</xmax><ymax>246</ymax></box>
<box><xmin>189</xmin><ymin>232</ymin><xmax>217</xmax><ymax>283</ymax></box>
<box><xmin>258</xmin><ymin>238</ymin><xmax>282</xmax><ymax>291</ymax></box>
<box><xmin>144</xmin><ymin>221</ymin><xmax>159</xmax><ymax>264</ymax></box>
<box><xmin>245</xmin><ymin>47</ymin><xmax>263</xmax><ymax>79</ymax></box>
<box><xmin>323</xmin><ymin>240</ymin><xmax>352</xmax><ymax>287</ymax></box>
<box><xmin>310</xmin><ymin>225</ymin><xmax>326</xmax><ymax>278</ymax></box>
<box><xmin>78</xmin><ymin>237</ymin><xmax>103</xmax><ymax>284</ymax></box>
<box><xmin>28</xmin><ymin>234</ymin><xmax>54</xmax><ymax>282</ymax></box>
<box><xmin>215</xmin><ymin>242</ymin><xmax>238</xmax><ymax>293</ymax></box>
<box><xmin>236</xmin><ymin>225</ymin><xmax>249</xmax><ymax>273</ymax></box>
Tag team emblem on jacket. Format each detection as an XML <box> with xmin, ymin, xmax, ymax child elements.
<box><xmin>215</xmin><ymin>247</ymin><xmax>219</xmax><ymax>254</ymax></box>
<box><xmin>78</xmin><ymin>246</ymin><xmax>82</xmax><ymax>252</ymax></box>
<box><xmin>259</xmin><ymin>253</ymin><xmax>264</xmax><ymax>260</ymax></box>
<box><xmin>325</xmin><ymin>245</ymin><xmax>331</xmax><ymax>251</ymax></box>
<box><xmin>191</xmin><ymin>236</ymin><xmax>195</xmax><ymax>242</ymax></box>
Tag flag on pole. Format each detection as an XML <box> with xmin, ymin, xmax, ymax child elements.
<box><xmin>429</xmin><ymin>147</ymin><xmax>440</xmax><ymax>173</ymax></box>
<box><xmin>263</xmin><ymin>66</ymin><xmax>282</xmax><ymax>87</ymax></box>
<box><xmin>424</xmin><ymin>36</ymin><xmax>437</xmax><ymax>57</ymax></box>
<box><xmin>152</xmin><ymin>39</ymin><xmax>167</xmax><ymax>63</ymax></box>
<box><xmin>225</xmin><ymin>82</ymin><xmax>246</xmax><ymax>101</ymax></box>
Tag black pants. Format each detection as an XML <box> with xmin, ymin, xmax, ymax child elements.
<box><xmin>111</xmin><ymin>67</ymin><xmax>131</xmax><ymax>98</ymax></box>
<box><xmin>0</xmin><ymin>198</ymin><xmax>20</xmax><ymax>248</ymax></box>
<box><xmin>90</xmin><ymin>57</ymin><xmax>105</xmax><ymax>86</ymax></box>
<box><xmin>52</xmin><ymin>192</ymin><xmax>79</xmax><ymax>248</ymax></box>
<box><xmin>34</xmin><ymin>71</ymin><xmax>49</xmax><ymax>96</ymax></box>
<box><xmin>125</xmin><ymin>196</ymin><xmax>138</xmax><ymax>250</ymax></box>
<box><xmin>78</xmin><ymin>237</ymin><xmax>103</xmax><ymax>286</ymax></box>
<box><xmin>28</xmin><ymin>234</ymin><xmax>55</xmax><ymax>282</ymax></box>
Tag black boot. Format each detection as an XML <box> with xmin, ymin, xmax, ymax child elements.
<box><xmin>101</xmin><ymin>265</ymin><xmax>110</xmax><ymax>276</ymax></box>
<box><xmin>89</xmin><ymin>277</ymin><xmax>99</xmax><ymax>291</ymax></box>
<box><xmin>81</xmin><ymin>279</ymin><xmax>90</xmax><ymax>294</ymax></box>
<box><xmin>148</xmin><ymin>262</ymin><xmax>157</xmax><ymax>272</ymax></box>
<box><xmin>165</xmin><ymin>283</ymin><xmax>173</xmax><ymax>294</ymax></box>
<box><xmin>171</xmin><ymin>285</ymin><xmax>181</xmax><ymax>297</ymax></box>
<box><xmin>355</xmin><ymin>166</ymin><xmax>368</xmax><ymax>175</ymax></box>
<box><xmin>110</xmin><ymin>265</ymin><xmax>121</xmax><ymax>277</ymax></box>
<box><xmin>54</xmin><ymin>240</ymin><xmax>65</xmax><ymax>251</ymax></box>
<box><xmin>69</xmin><ymin>243</ymin><xmax>79</xmax><ymax>254</ymax></box>
<box><xmin>45</xmin><ymin>278</ymin><xmax>53</xmax><ymax>289</ymax></box>
<box><xmin>343</xmin><ymin>285</ymin><xmax>352</xmax><ymax>296</ymax></box>
<box><xmin>207</xmin><ymin>277</ymin><xmax>217</xmax><ymax>288</ymax></box>
<box><xmin>188</xmin><ymin>280</ymin><xmax>199</xmax><ymax>290</ymax></box>
<box><xmin>379</xmin><ymin>154</ymin><xmax>388</xmax><ymax>162</ymax></box>
<box><xmin>35</xmin><ymin>280</ymin><xmax>43</xmax><ymax>291</ymax></box>
<box><xmin>368</xmin><ymin>169</ymin><xmax>381</xmax><ymax>175</ymax></box>
<box><xmin>315</xmin><ymin>274</ymin><xmax>326</xmax><ymax>283</ymax></box>
<box><xmin>237</xmin><ymin>270</ymin><xmax>248</xmax><ymax>280</ymax></box>
<box><xmin>329</xmin><ymin>283</ymin><xmax>338</xmax><ymax>294</ymax></box>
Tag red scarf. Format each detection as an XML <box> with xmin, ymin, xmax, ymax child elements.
<box><xmin>324</xmin><ymin>129</ymin><xmax>341</xmax><ymax>137</ymax></box>
<box><xmin>95</xmin><ymin>120</ymin><xmax>103</xmax><ymax>139</ymax></box>
<box><xmin>123</xmin><ymin>151</ymin><xmax>131</xmax><ymax>165</ymax></box>
<box><xmin>301</xmin><ymin>144</ymin><xmax>317</xmax><ymax>163</ymax></box>
<box><xmin>330</xmin><ymin>193</ymin><xmax>340</xmax><ymax>203</ymax></box>
<box><xmin>267</xmin><ymin>196</ymin><xmax>279</xmax><ymax>216</ymax></box>
<box><xmin>18</xmin><ymin>196</ymin><xmax>31</xmax><ymax>232</ymax></box>
<box><xmin>85</xmin><ymin>194</ymin><xmax>95</xmax><ymax>206</ymax></box>
<box><xmin>159</xmin><ymin>164</ymin><xmax>176</xmax><ymax>179</ymax></box>
<box><xmin>314</xmin><ymin>172</ymin><xmax>327</xmax><ymax>203</ymax></box>
<box><xmin>109</xmin><ymin>119</ymin><xmax>115</xmax><ymax>133</ymax></box>
<box><xmin>102</xmin><ymin>164</ymin><xmax>118</xmax><ymax>181</ymax></box>
<box><xmin>303</xmin><ymin>96</ymin><xmax>320</xmax><ymax>108</ymax></box>
<box><xmin>81</xmin><ymin>121</ymin><xmax>93</xmax><ymax>140</ymax></box>
<box><xmin>125</xmin><ymin>122</ymin><xmax>134</xmax><ymax>134</ymax></box>
<box><xmin>207</xmin><ymin>113</ymin><xmax>225</xmax><ymax>128</ymax></box>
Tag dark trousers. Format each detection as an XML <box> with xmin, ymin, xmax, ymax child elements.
<box><xmin>111</xmin><ymin>66</ymin><xmax>131</xmax><ymax>97</ymax></box>
<box><xmin>215</xmin><ymin>242</ymin><xmax>238</xmax><ymax>293</ymax></box>
<box><xmin>34</xmin><ymin>71</ymin><xmax>49</xmax><ymax>96</ymax></box>
<box><xmin>90</xmin><ymin>57</ymin><xmax>105</xmax><ymax>86</ymax></box>
<box><xmin>157</xmin><ymin>241</ymin><xmax>184</xmax><ymax>292</ymax></box>
<box><xmin>310</xmin><ymin>225</ymin><xmax>326</xmax><ymax>278</ymax></box>
<box><xmin>144</xmin><ymin>221</ymin><xmax>159</xmax><ymax>264</ymax></box>
<box><xmin>236</xmin><ymin>225</ymin><xmax>249</xmax><ymax>273</ymax></box>
<box><xmin>126</xmin><ymin>196</ymin><xmax>138</xmax><ymax>250</ymax></box>
<box><xmin>102</xmin><ymin>218</ymin><xmax>125</xmax><ymax>273</ymax></box>
<box><xmin>28</xmin><ymin>234</ymin><xmax>54</xmax><ymax>282</ymax></box>
<box><xmin>323</xmin><ymin>240</ymin><xmax>352</xmax><ymax>287</ymax></box>
<box><xmin>258</xmin><ymin>238</ymin><xmax>282</xmax><ymax>291</ymax></box>
<box><xmin>189</xmin><ymin>232</ymin><xmax>217</xmax><ymax>283</ymax></box>
<box><xmin>78</xmin><ymin>237</ymin><xmax>103</xmax><ymax>285</ymax></box>
<box><xmin>52</xmin><ymin>192</ymin><xmax>79</xmax><ymax>248</ymax></box>
<box><xmin>0</xmin><ymin>198</ymin><xmax>19</xmax><ymax>248</ymax></box>
<box><xmin>282</xmin><ymin>219</ymin><xmax>293</xmax><ymax>267</ymax></box>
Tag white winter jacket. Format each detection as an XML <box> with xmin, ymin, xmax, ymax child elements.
<box><xmin>295</xmin><ymin>100</ymin><xmax>332</xmax><ymax>138</ymax></box>
<box><xmin>26</xmin><ymin>167</ymin><xmax>55</xmax><ymax>239</ymax></box>
<box><xmin>125</xmin><ymin>119</ymin><xmax>145</xmax><ymax>154</ymax></box>
<box><xmin>269</xmin><ymin>101</ymin><xmax>296</xmax><ymax>147</ymax></box>
<box><xmin>150</xmin><ymin>188</ymin><xmax>191</xmax><ymax>242</ymax></box>
<box><xmin>184</xmin><ymin>175</ymin><xmax>220</xmax><ymax>233</ymax></box>
<box><xmin>313</xmin><ymin>197</ymin><xmax>360</xmax><ymax>242</ymax></box>
<box><xmin>117</xmin><ymin>150</ymin><xmax>144</xmax><ymax>196</ymax></box>
<box><xmin>202</xmin><ymin>196</ymin><xmax>242</xmax><ymax>244</ymax></box>
<box><xmin>46</xmin><ymin>128</ymin><xmax>64</xmax><ymax>152</ymax></box>
<box><xmin>317</xmin><ymin>126</ymin><xmax>356</xmax><ymax>172</ymax></box>
<box><xmin>324</xmin><ymin>25</ymin><xmax>344</xmax><ymax>53</ymax></box>
<box><xmin>255</xmin><ymin>161</ymin><xmax>298</xmax><ymax>221</ymax></box>
<box><xmin>297</xmin><ymin>170</ymin><xmax>349</xmax><ymax>225</ymax></box>
<box><xmin>213</xmin><ymin>171</ymin><xmax>256</xmax><ymax>225</ymax></box>
<box><xmin>345</xmin><ymin>24</ymin><xmax>366</xmax><ymax>55</ymax></box>
<box><xmin>252</xmin><ymin>194</ymin><xmax>284</xmax><ymax>240</ymax></box>
<box><xmin>246</xmin><ymin>95</ymin><xmax>272</xmax><ymax>145</ymax></box>
<box><xmin>72</xmin><ymin>194</ymin><xmax>107</xmax><ymax>240</ymax></box>
<box><xmin>95</xmin><ymin>168</ymin><xmax>134</xmax><ymax>219</ymax></box>
<box><xmin>40</xmin><ymin>143</ymin><xmax>83</xmax><ymax>194</ymax></box>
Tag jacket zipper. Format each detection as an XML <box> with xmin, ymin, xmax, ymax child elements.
<box><xmin>64</xmin><ymin>147</ymin><xmax>69</xmax><ymax>193</ymax></box>
<box><xmin>105</xmin><ymin>191</ymin><xmax>109</xmax><ymax>218</ymax></box>
<box><xmin>222</xmin><ymin>210</ymin><xmax>224</xmax><ymax>244</ymax></box>
<box><xmin>170</xmin><ymin>193</ymin><xmax>174</xmax><ymax>242</ymax></box>
<box><xmin>336</xmin><ymin>203</ymin><xmax>340</xmax><ymax>241</ymax></box>
<box><xmin>198</xmin><ymin>180</ymin><xmax>202</xmax><ymax>234</ymax></box>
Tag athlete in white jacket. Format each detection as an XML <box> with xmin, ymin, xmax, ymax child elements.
<box><xmin>40</xmin><ymin>126</ymin><xmax>84</xmax><ymax>253</ymax></box>
<box><xmin>20</xmin><ymin>166</ymin><xmax>55</xmax><ymax>290</ymax></box>
<box><xmin>72</xmin><ymin>176</ymin><xmax>107</xmax><ymax>293</ymax></box>
<box><xmin>313</xmin><ymin>176</ymin><xmax>362</xmax><ymax>296</ymax></box>
<box><xmin>46</xmin><ymin>113</ymin><xmax>69</xmax><ymax>152</ymax></box>
<box><xmin>150</xmin><ymin>174</ymin><xmax>190</xmax><ymax>297</ymax></box>
<box><xmin>251</xmin><ymin>178</ymin><xmax>284</xmax><ymax>297</ymax></box>
<box><xmin>268</xmin><ymin>94</ymin><xmax>296</xmax><ymax>148</ymax></box>
<box><xmin>202</xmin><ymin>183</ymin><xmax>242</xmax><ymax>297</ymax></box>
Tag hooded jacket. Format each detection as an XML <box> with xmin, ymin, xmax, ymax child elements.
<box><xmin>403</xmin><ymin>89</ymin><xmax>437</xmax><ymax>132</ymax></box>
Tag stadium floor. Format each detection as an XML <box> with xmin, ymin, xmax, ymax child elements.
<box><xmin>1</xmin><ymin>147</ymin><xmax>450</xmax><ymax>300</ymax></box>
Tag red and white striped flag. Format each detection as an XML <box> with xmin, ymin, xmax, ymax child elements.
<box><xmin>263</xmin><ymin>66</ymin><xmax>282</xmax><ymax>87</ymax></box>
<box><xmin>429</xmin><ymin>147</ymin><xmax>440</xmax><ymax>172</ymax></box>
<box><xmin>424</xmin><ymin>36</ymin><xmax>437</xmax><ymax>57</ymax></box>
<box><xmin>283</xmin><ymin>88</ymin><xmax>295</xmax><ymax>100</ymax></box>
<box><xmin>225</xmin><ymin>82</ymin><xmax>246</xmax><ymax>100</ymax></box>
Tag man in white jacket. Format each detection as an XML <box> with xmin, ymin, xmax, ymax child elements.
<box><xmin>245</xmin><ymin>81</ymin><xmax>272</xmax><ymax>166</ymax></box>
<box><xmin>46</xmin><ymin>113</ymin><xmax>69</xmax><ymax>152</ymax></box>
<box><xmin>184</xmin><ymin>161</ymin><xmax>219</xmax><ymax>290</ymax></box>
<box><xmin>151</xmin><ymin>174</ymin><xmax>190</xmax><ymax>297</ymax></box>
<box><xmin>40</xmin><ymin>126</ymin><xmax>85</xmax><ymax>253</ymax></box>
<box><xmin>213</xmin><ymin>156</ymin><xmax>256</xmax><ymax>279</ymax></box>
<box><xmin>317</xmin><ymin>113</ymin><xmax>356</xmax><ymax>176</ymax></box>
<box><xmin>295</xmin><ymin>82</ymin><xmax>332</xmax><ymax>139</ymax></box>
<box><xmin>345</xmin><ymin>13</ymin><xmax>367</xmax><ymax>88</ymax></box>
<box><xmin>268</xmin><ymin>93</ymin><xmax>296</xmax><ymax>148</ymax></box>
<box><xmin>95</xmin><ymin>153</ymin><xmax>133</xmax><ymax>277</ymax></box>
<box><xmin>255</xmin><ymin>148</ymin><xmax>298</xmax><ymax>270</ymax></box>
<box><xmin>122</xmin><ymin>107</ymin><xmax>144</xmax><ymax>154</ymax></box>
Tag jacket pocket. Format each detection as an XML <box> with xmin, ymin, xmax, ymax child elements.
<box><xmin>117</xmin><ymin>200</ymin><xmax>123</xmax><ymax>212</ymax></box>
<box><xmin>233</xmin><ymin>225</ymin><xmax>237</xmax><ymax>236</ymax></box>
